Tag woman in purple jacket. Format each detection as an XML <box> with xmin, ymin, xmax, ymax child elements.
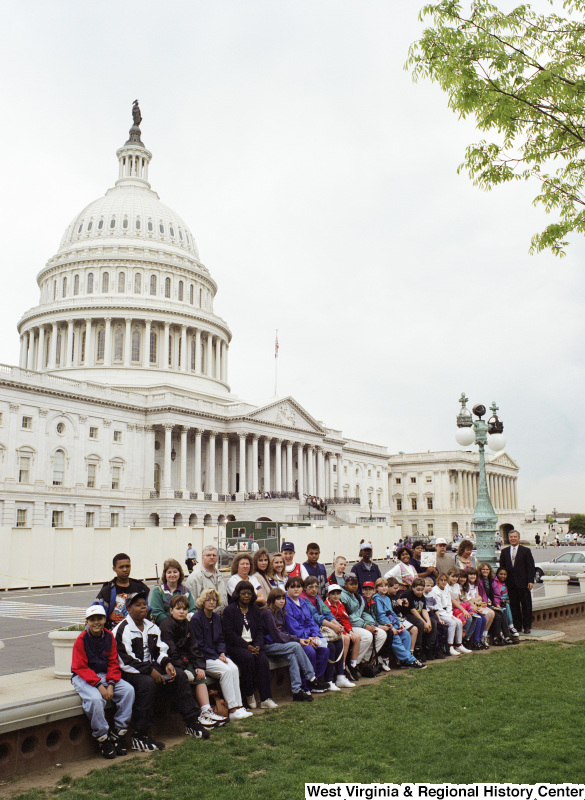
<box><xmin>261</xmin><ymin>588</ymin><xmax>321</xmax><ymax>701</ymax></box>
<box><xmin>284</xmin><ymin>576</ymin><xmax>329</xmax><ymax>687</ymax></box>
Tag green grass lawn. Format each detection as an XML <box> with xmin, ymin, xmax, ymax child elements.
<box><xmin>10</xmin><ymin>642</ymin><xmax>585</xmax><ymax>800</ymax></box>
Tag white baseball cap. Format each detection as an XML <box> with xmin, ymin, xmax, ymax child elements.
<box><xmin>435</xmin><ymin>538</ymin><xmax>447</xmax><ymax>545</ymax></box>
<box><xmin>85</xmin><ymin>604</ymin><xmax>106</xmax><ymax>618</ymax></box>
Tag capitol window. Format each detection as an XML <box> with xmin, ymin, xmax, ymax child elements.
<box><xmin>51</xmin><ymin>510</ymin><xmax>64</xmax><ymax>528</ymax></box>
<box><xmin>16</xmin><ymin>508</ymin><xmax>28</xmax><ymax>527</ymax></box>
<box><xmin>85</xmin><ymin>511</ymin><xmax>95</xmax><ymax>527</ymax></box>
<box><xmin>410</xmin><ymin>476</ymin><xmax>417</xmax><ymax>483</ymax></box>
<box><xmin>150</xmin><ymin>331</ymin><xmax>157</xmax><ymax>364</ymax></box>
<box><xmin>78</xmin><ymin>223</ymin><xmax>83</xmax><ymax>233</ymax></box>
<box><xmin>18</xmin><ymin>456</ymin><xmax>31</xmax><ymax>484</ymax></box>
<box><xmin>87</xmin><ymin>273</ymin><xmax>94</xmax><ymax>293</ymax></box>
<box><xmin>98</xmin><ymin>219</ymin><xmax>103</xmax><ymax>230</ymax></box>
<box><xmin>87</xmin><ymin>221</ymin><xmax>93</xmax><ymax>231</ymax></box>
<box><xmin>96</xmin><ymin>329</ymin><xmax>105</xmax><ymax>362</ymax></box>
<box><xmin>102</xmin><ymin>272</ymin><xmax>109</xmax><ymax>293</ymax></box>
<box><xmin>159</xmin><ymin>223</ymin><xmax>164</xmax><ymax>234</ymax></box>
<box><xmin>147</xmin><ymin>220</ymin><xmax>153</xmax><ymax>231</ymax></box>
<box><xmin>73</xmin><ymin>274</ymin><xmax>79</xmax><ymax>295</ymax></box>
<box><xmin>62</xmin><ymin>277</ymin><xmax>67</xmax><ymax>297</ymax></box>
<box><xmin>89</xmin><ymin>426</ymin><xmax>98</xmax><ymax>439</ymax></box>
<box><xmin>87</xmin><ymin>463</ymin><xmax>96</xmax><ymax>488</ymax></box>
<box><xmin>427</xmin><ymin>497</ymin><xmax>433</xmax><ymax>510</ymax></box>
<box><xmin>111</xmin><ymin>512</ymin><xmax>120</xmax><ymax>527</ymax></box>
<box><xmin>53</xmin><ymin>280</ymin><xmax>57</xmax><ymax>300</ymax></box>
<box><xmin>170</xmin><ymin>226</ymin><xmax>175</xmax><ymax>237</ymax></box>
<box><xmin>56</xmin><ymin>332</ymin><xmax>62</xmax><ymax>366</ymax></box>
<box><xmin>396</xmin><ymin>498</ymin><xmax>402</xmax><ymax>511</ymax></box>
<box><xmin>52</xmin><ymin>450</ymin><xmax>65</xmax><ymax>486</ymax></box>
<box><xmin>136</xmin><ymin>219</ymin><xmax>140</xmax><ymax>230</ymax></box>
<box><xmin>122</xmin><ymin>218</ymin><xmax>128</xmax><ymax>229</ymax></box>
<box><xmin>113</xmin><ymin>329</ymin><xmax>123</xmax><ymax>362</ymax></box>
<box><xmin>191</xmin><ymin>338</ymin><xmax>196</xmax><ymax>370</ymax></box>
<box><xmin>113</xmin><ymin>430</ymin><xmax>122</xmax><ymax>443</ymax></box>
<box><xmin>150</xmin><ymin>275</ymin><xmax>157</xmax><ymax>295</ymax></box>
<box><xmin>111</xmin><ymin>466</ymin><xmax>121</xmax><ymax>490</ymax></box>
<box><xmin>179</xmin><ymin>229</ymin><xmax>183</xmax><ymax>240</ymax></box>
<box><xmin>131</xmin><ymin>329</ymin><xmax>140</xmax><ymax>361</ymax></box>
<box><xmin>56</xmin><ymin>422</ymin><xmax>65</xmax><ymax>434</ymax></box>
<box><xmin>189</xmin><ymin>284</ymin><xmax>194</xmax><ymax>304</ymax></box>
<box><xmin>110</xmin><ymin>217</ymin><xmax>116</xmax><ymax>228</ymax></box>
<box><xmin>165</xmin><ymin>277</ymin><xmax>171</xmax><ymax>298</ymax></box>
<box><xmin>411</xmin><ymin>498</ymin><xmax>417</xmax><ymax>511</ymax></box>
<box><xmin>134</xmin><ymin>273</ymin><xmax>142</xmax><ymax>294</ymax></box>
<box><xmin>118</xmin><ymin>272</ymin><xmax>125</xmax><ymax>293</ymax></box>
<box><xmin>178</xmin><ymin>280</ymin><xmax>184</xmax><ymax>301</ymax></box>
<box><xmin>21</xmin><ymin>416</ymin><xmax>32</xmax><ymax>430</ymax></box>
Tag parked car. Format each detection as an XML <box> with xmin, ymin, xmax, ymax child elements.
<box><xmin>534</xmin><ymin>550</ymin><xmax>585</xmax><ymax>583</ymax></box>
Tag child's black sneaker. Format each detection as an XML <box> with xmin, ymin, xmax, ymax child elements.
<box><xmin>185</xmin><ymin>722</ymin><xmax>210</xmax><ymax>739</ymax></box>
<box><xmin>307</xmin><ymin>678</ymin><xmax>327</xmax><ymax>693</ymax></box>
<box><xmin>110</xmin><ymin>728</ymin><xmax>127</xmax><ymax>756</ymax></box>
<box><xmin>97</xmin><ymin>733</ymin><xmax>116</xmax><ymax>759</ymax></box>
<box><xmin>292</xmin><ymin>690</ymin><xmax>311</xmax><ymax>702</ymax></box>
<box><xmin>131</xmin><ymin>734</ymin><xmax>165</xmax><ymax>752</ymax></box>
<box><xmin>411</xmin><ymin>659</ymin><xmax>427</xmax><ymax>669</ymax></box>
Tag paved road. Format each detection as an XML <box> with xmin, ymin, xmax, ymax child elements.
<box><xmin>0</xmin><ymin>546</ymin><xmax>579</xmax><ymax>676</ymax></box>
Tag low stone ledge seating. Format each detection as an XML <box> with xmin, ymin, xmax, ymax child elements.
<box><xmin>0</xmin><ymin>657</ymin><xmax>291</xmax><ymax>778</ymax></box>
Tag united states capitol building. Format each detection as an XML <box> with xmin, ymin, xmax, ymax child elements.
<box><xmin>0</xmin><ymin>105</ymin><xmax>524</xmax><ymax>538</ymax></box>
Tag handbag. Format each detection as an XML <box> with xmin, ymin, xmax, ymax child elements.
<box><xmin>208</xmin><ymin>687</ymin><xmax>229</xmax><ymax>720</ymax></box>
<box><xmin>320</xmin><ymin>625</ymin><xmax>340</xmax><ymax>642</ymax></box>
<box><xmin>358</xmin><ymin>629</ymin><xmax>381</xmax><ymax>678</ymax></box>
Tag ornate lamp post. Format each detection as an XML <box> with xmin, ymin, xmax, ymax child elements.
<box><xmin>531</xmin><ymin>505</ymin><xmax>537</xmax><ymax>522</ymax></box>
<box><xmin>455</xmin><ymin>393</ymin><xmax>506</xmax><ymax>568</ymax></box>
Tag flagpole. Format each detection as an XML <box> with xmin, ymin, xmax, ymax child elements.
<box><xmin>274</xmin><ymin>329</ymin><xmax>279</xmax><ymax>397</ymax></box>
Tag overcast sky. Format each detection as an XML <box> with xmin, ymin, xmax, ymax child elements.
<box><xmin>1</xmin><ymin>1</ymin><xmax>583</xmax><ymax>512</ymax></box>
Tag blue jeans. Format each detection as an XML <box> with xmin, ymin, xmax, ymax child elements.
<box><xmin>72</xmin><ymin>673</ymin><xmax>135</xmax><ymax>739</ymax></box>
<box><xmin>473</xmin><ymin>614</ymin><xmax>488</xmax><ymax>642</ymax></box>
<box><xmin>263</xmin><ymin>641</ymin><xmax>315</xmax><ymax>693</ymax></box>
<box><xmin>389</xmin><ymin>629</ymin><xmax>415</xmax><ymax>663</ymax></box>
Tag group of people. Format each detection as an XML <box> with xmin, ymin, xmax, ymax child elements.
<box><xmin>72</xmin><ymin>532</ymin><xmax>534</xmax><ymax>760</ymax></box>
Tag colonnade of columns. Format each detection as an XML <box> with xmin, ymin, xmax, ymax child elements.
<box><xmin>154</xmin><ymin>426</ymin><xmax>356</xmax><ymax>500</ymax></box>
<box><xmin>453</xmin><ymin>469</ymin><xmax>517</xmax><ymax>510</ymax></box>
<box><xmin>18</xmin><ymin>319</ymin><xmax>229</xmax><ymax>382</ymax></box>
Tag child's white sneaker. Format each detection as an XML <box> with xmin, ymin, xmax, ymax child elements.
<box><xmin>246</xmin><ymin>694</ymin><xmax>257</xmax><ymax>709</ymax></box>
<box><xmin>335</xmin><ymin>675</ymin><xmax>355</xmax><ymax>689</ymax></box>
<box><xmin>455</xmin><ymin>644</ymin><xmax>472</xmax><ymax>654</ymax></box>
<box><xmin>380</xmin><ymin>658</ymin><xmax>392</xmax><ymax>672</ymax></box>
<box><xmin>449</xmin><ymin>646</ymin><xmax>460</xmax><ymax>656</ymax></box>
<box><xmin>229</xmin><ymin>708</ymin><xmax>253</xmax><ymax>721</ymax></box>
<box><xmin>260</xmin><ymin>698</ymin><xmax>278</xmax><ymax>709</ymax></box>
<box><xmin>328</xmin><ymin>681</ymin><xmax>341</xmax><ymax>691</ymax></box>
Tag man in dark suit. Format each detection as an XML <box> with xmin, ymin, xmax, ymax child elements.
<box><xmin>499</xmin><ymin>530</ymin><xmax>535</xmax><ymax>634</ymax></box>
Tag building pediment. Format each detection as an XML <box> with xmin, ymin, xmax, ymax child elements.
<box><xmin>489</xmin><ymin>452</ymin><xmax>519</xmax><ymax>470</ymax></box>
<box><xmin>246</xmin><ymin>397</ymin><xmax>325</xmax><ymax>434</ymax></box>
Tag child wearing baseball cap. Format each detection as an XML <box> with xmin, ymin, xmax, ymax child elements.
<box><xmin>71</xmin><ymin>605</ymin><xmax>135</xmax><ymax>759</ymax></box>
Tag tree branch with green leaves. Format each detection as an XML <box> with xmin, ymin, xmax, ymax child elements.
<box><xmin>407</xmin><ymin>0</ymin><xmax>585</xmax><ymax>255</ymax></box>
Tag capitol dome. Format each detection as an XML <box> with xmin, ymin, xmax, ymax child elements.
<box><xmin>58</xmin><ymin>185</ymin><xmax>200</xmax><ymax>261</ymax></box>
<box><xmin>17</xmin><ymin>104</ymin><xmax>232</xmax><ymax>400</ymax></box>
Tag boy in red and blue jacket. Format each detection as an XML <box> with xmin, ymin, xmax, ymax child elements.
<box><xmin>71</xmin><ymin>604</ymin><xmax>135</xmax><ymax>759</ymax></box>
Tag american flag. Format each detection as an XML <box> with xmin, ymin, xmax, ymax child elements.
<box><xmin>275</xmin><ymin>332</ymin><xmax>279</xmax><ymax>359</ymax></box>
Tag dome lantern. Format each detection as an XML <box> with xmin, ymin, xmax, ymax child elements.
<box><xmin>115</xmin><ymin>100</ymin><xmax>152</xmax><ymax>189</ymax></box>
